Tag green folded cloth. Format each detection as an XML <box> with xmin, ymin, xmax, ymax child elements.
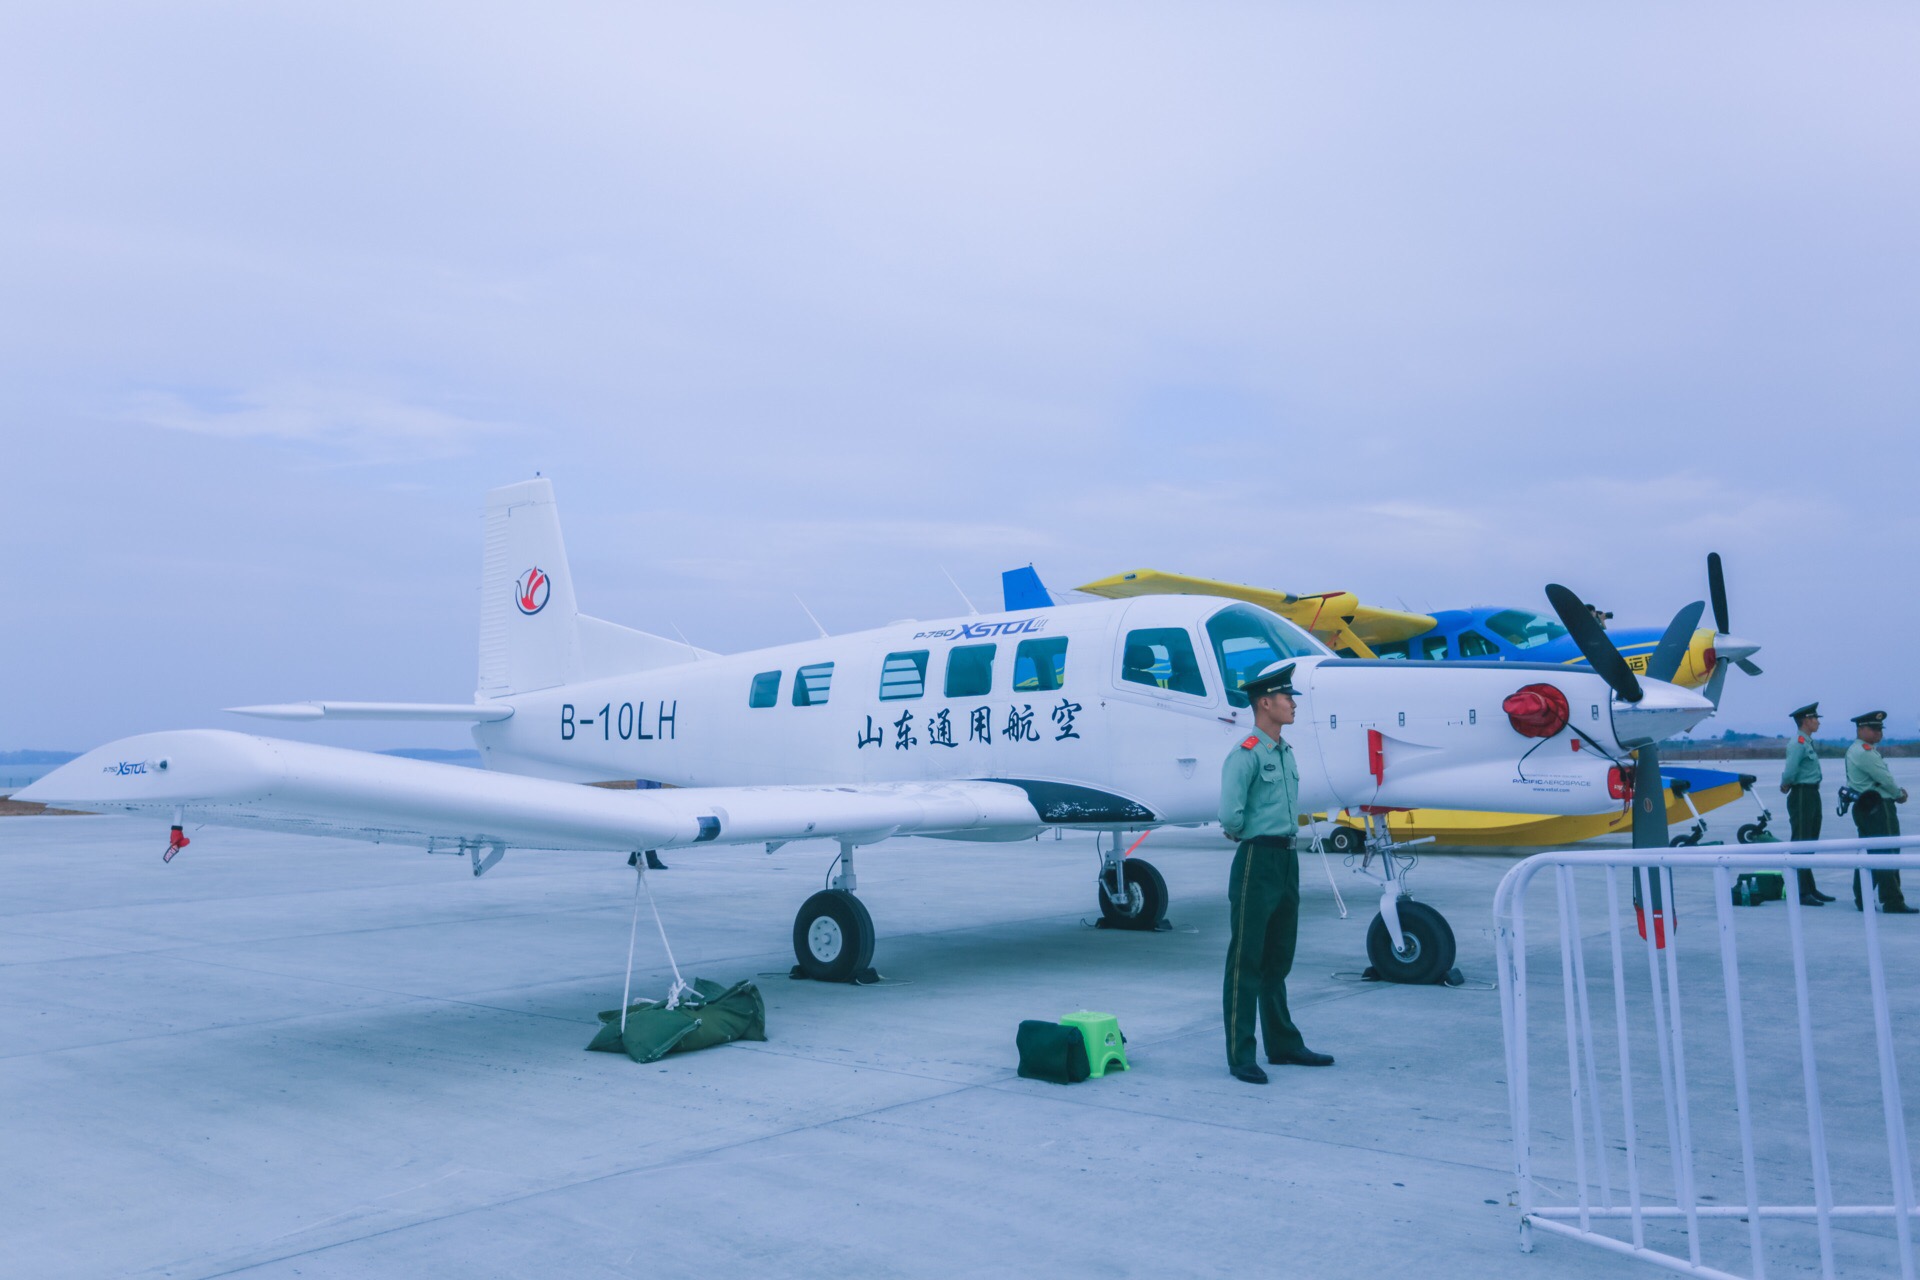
<box><xmin>586</xmin><ymin>978</ymin><xmax>768</xmax><ymax>1063</ymax></box>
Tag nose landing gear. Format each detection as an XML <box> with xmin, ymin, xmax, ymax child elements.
<box><xmin>1365</xmin><ymin>900</ymin><xmax>1457</xmax><ymax>985</ymax></box>
<box><xmin>1344</xmin><ymin>811</ymin><xmax>1460</xmax><ymax>986</ymax></box>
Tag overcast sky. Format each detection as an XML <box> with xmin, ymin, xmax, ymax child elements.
<box><xmin>4</xmin><ymin>3</ymin><xmax>1916</xmax><ymax>752</ymax></box>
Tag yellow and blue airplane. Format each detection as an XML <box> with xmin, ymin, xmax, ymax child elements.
<box><xmin>1071</xmin><ymin>559</ymin><xmax>1759</xmax><ymax>699</ymax></box>
<box><xmin>997</xmin><ymin>559</ymin><xmax>1766</xmax><ymax>847</ymax></box>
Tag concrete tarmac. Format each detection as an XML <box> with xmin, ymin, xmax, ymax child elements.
<box><xmin>3</xmin><ymin>783</ymin><xmax>1916</xmax><ymax>1278</ymax></box>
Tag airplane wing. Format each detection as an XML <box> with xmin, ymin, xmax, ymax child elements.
<box><xmin>18</xmin><ymin>731</ymin><xmax>1045</xmax><ymax>862</ymax></box>
<box><xmin>1075</xmin><ymin>569</ymin><xmax>1436</xmax><ymax>657</ymax></box>
<box><xmin>226</xmin><ymin>702</ymin><xmax>515</xmax><ymax>722</ymax></box>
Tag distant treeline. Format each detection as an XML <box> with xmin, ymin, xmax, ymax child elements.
<box><xmin>1665</xmin><ymin>735</ymin><xmax>1918</xmax><ymax>760</ymax></box>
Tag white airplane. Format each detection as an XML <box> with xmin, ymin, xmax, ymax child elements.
<box><xmin>22</xmin><ymin>479</ymin><xmax>1714</xmax><ymax>985</ymax></box>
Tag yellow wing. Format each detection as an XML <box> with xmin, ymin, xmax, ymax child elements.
<box><xmin>1075</xmin><ymin>569</ymin><xmax>1436</xmax><ymax>658</ymax></box>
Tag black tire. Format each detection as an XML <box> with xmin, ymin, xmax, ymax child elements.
<box><xmin>1669</xmin><ymin>832</ymin><xmax>1701</xmax><ymax>848</ymax></box>
<box><xmin>792</xmin><ymin>889</ymin><xmax>876</xmax><ymax>982</ymax></box>
<box><xmin>1365</xmin><ymin>900</ymin><xmax>1456</xmax><ymax>985</ymax></box>
<box><xmin>1736</xmin><ymin>823</ymin><xmax>1762</xmax><ymax>845</ymax></box>
<box><xmin>1324</xmin><ymin>826</ymin><xmax>1364</xmax><ymax>855</ymax></box>
<box><xmin>1097</xmin><ymin>858</ymin><xmax>1168</xmax><ymax>930</ymax></box>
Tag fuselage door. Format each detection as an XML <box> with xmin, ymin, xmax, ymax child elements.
<box><xmin>1109</xmin><ymin>604</ymin><xmax>1220</xmax><ymax>714</ymax></box>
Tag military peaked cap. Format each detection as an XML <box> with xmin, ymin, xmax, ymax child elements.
<box><xmin>1790</xmin><ymin>703</ymin><xmax>1819</xmax><ymax>722</ymax></box>
<box><xmin>1243</xmin><ymin>661</ymin><xmax>1298</xmax><ymax>699</ymax></box>
<box><xmin>1853</xmin><ymin>710</ymin><xmax>1888</xmax><ymax>728</ymax></box>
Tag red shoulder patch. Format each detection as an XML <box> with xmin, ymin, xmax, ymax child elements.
<box><xmin>1240</xmin><ymin>736</ymin><xmax>1261</xmax><ymax>749</ymax></box>
<box><xmin>1798</xmin><ymin>735</ymin><xmax>1806</xmax><ymax>743</ymax></box>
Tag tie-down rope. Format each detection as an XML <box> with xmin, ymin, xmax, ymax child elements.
<box><xmin>620</xmin><ymin>858</ymin><xmax>691</xmax><ymax>1034</ymax></box>
<box><xmin>1309</xmin><ymin>823</ymin><xmax>1348</xmax><ymax>918</ymax></box>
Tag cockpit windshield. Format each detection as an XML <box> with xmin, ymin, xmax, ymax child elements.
<box><xmin>1206</xmin><ymin>604</ymin><xmax>1328</xmax><ymax>707</ymax></box>
<box><xmin>1484</xmin><ymin>609</ymin><xmax>1568</xmax><ymax>650</ymax></box>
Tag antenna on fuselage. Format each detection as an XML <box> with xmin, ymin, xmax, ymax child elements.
<box><xmin>794</xmin><ymin>594</ymin><xmax>830</xmax><ymax>639</ymax></box>
<box><xmin>667</xmin><ymin>619</ymin><xmax>703</xmax><ymax>658</ymax></box>
<box><xmin>941</xmin><ymin>566</ymin><xmax>980</xmax><ymax>616</ymax></box>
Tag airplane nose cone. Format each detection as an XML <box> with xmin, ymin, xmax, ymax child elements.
<box><xmin>1713</xmin><ymin>633</ymin><xmax>1761</xmax><ymax>663</ymax></box>
<box><xmin>1612</xmin><ymin>678</ymin><xmax>1716</xmax><ymax>748</ymax></box>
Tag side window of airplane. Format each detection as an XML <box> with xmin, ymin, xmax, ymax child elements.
<box><xmin>1484</xmin><ymin>609</ymin><xmax>1568</xmax><ymax>651</ymax></box>
<box><xmin>944</xmin><ymin>644</ymin><xmax>995</xmax><ymax>698</ymax></box>
<box><xmin>1013</xmin><ymin>637</ymin><xmax>1068</xmax><ymax>691</ymax></box>
<box><xmin>793</xmin><ymin>662</ymin><xmax>834</xmax><ymax>707</ymax></box>
<box><xmin>879</xmin><ymin>650</ymin><xmax>929</xmax><ymax>700</ymax></box>
<box><xmin>1457</xmin><ymin>631</ymin><xmax>1499</xmax><ymax>658</ymax></box>
<box><xmin>1372</xmin><ymin>640</ymin><xmax>1411</xmax><ymax>661</ymax></box>
<box><xmin>749</xmin><ymin>670</ymin><xmax>781</xmax><ymax>708</ymax></box>
<box><xmin>1420</xmin><ymin>635</ymin><xmax>1450</xmax><ymax>661</ymax></box>
<box><xmin>1121</xmin><ymin>627</ymin><xmax>1208</xmax><ymax>696</ymax></box>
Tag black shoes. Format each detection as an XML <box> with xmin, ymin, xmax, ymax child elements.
<box><xmin>1811</xmin><ymin>889</ymin><xmax>1836</xmax><ymax>903</ymax></box>
<box><xmin>1268</xmin><ymin>1049</ymin><xmax>1335</xmax><ymax>1067</ymax></box>
<box><xmin>1233</xmin><ymin>1049</ymin><xmax>1335</xmax><ymax>1079</ymax></box>
<box><xmin>1887</xmin><ymin>904</ymin><xmax>1919</xmax><ymax>915</ymax></box>
<box><xmin>1800</xmin><ymin>894</ymin><xmax>1827</xmax><ymax>906</ymax></box>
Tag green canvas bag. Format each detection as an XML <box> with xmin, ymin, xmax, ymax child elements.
<box><xmin>587</xmin><ymin>978</ymin><xmax>768</xmax><ymax>1063</ymax></box>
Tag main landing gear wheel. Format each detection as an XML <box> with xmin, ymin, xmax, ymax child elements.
<box><xmin>792</xmin><ymin>889</ymin><xmax>875</xmax><ymax>983</ymax></box>
<box><xmin>1098</xmin><ymin>858</ymin><xmax>1169</xmax><ymax>931</ymax></box>
<box><xmin>1736</xmin><ymin>823</ymin><xmax>1764</xmax><ymax>845</ymax></box>
<box><xmin>1365</xmin><ymin>901</ymin><xmax>1457</xmax><ymax>985</ymax></box>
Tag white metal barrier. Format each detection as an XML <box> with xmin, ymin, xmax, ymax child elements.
<box><xmin>1494</xmin><ymin>835</ymin><xmax>1920</xmax><ymax>1280</ymax></box>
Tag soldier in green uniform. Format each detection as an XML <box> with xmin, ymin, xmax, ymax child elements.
<box><xmin>1781</xmin><ymin>703</ymin><xmax>1834</xmax><ymax>904</ymax></box>
<box><xmin>1218</xmin><ymin>661</ymin><xmax>1333</xmax><ymax>1084</ymax></box>
<box><xmin>1846</xmin><ymin>710</ymin><xmax>1914</xmax><ymax>913</ymax></box>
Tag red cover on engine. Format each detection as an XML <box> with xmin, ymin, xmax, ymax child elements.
<box><xmin>1503</xmin><ymin>683</ymin><xmax>1571</xmax><ymax>738</ymax></box>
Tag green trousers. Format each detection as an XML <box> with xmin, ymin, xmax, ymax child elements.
<box><xmin>1787</xmin><ymin>784</ymin><xmax>1824</xmax><ymax>896</ymax></box>
<box><xmin>1223</xmin><ymin>838</ymin><xmax>1306</xmax><ymax>1069</ymax></box>
<box><xmin>1852</xmin><ymin>793</ymin><xmax>1906</xmax><ymax>909</ymax></box>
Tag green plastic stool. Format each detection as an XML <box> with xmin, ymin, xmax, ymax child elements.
<box><xmin>1059</xmin><ymin>1010</ymin><xmax>1129</xmax><ymax>1078</ymax></box>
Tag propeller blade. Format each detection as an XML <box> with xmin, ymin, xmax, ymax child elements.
<box><xmin>1647</xmin><ymin>600</ymin><xmax>1706</xmax><ymax>684</ymax></box>
<box><xmin>1704</xmin><ymin>658</ymin><xmax>1730</xmax><ymax>708</ymax></box>
<box><xmin>1632</xmin><ymin>744</ymin><xmax>1668</xmax><ymax>849</ymax></box>
<box><xmin>1736</xmin><ymin>658</ymin><xmax>1763</xmax><ymax>677</ymax></box>
<box><xmin>1545</xmin><ymin>582</ymin><xmax>1644</xmax><ymax>703</ymax></box>
<box><xmin>1708</xmin><ymin>552</ymin><xmax>1730</xmax><ymax>636</ymax></box>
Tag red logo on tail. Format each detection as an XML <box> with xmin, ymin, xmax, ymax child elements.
<box><xmin>515</xmin><ymin>567</ymin><xmax>550</xmax><ymax>615</ymax></box>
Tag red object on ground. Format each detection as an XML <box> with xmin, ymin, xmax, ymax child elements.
<box><xmin>1503</xmin><ymin>683</ymin><xmax>1571</xmax><ymax>738</ymax></box>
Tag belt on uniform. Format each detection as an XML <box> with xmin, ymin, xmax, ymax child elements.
<box><xmin>1245</xmin><ymin>836</ymin><xmax>1295</xmax><ymax>850</ymax></box>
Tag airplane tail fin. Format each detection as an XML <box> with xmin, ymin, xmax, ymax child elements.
<box><xmin>478</xmin><ymin>479</ymin><xmax>708</xmax><ymax>697</ymax></box>
<box><xmin>1002</xmin><ymin>565</ymin><xmax>1054</xmax><ymax>611</ymax></box>
<box><xmin>479</xmin><ymin>480</ymin><xmax>580</xmax><ymax>696</ymax></box>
